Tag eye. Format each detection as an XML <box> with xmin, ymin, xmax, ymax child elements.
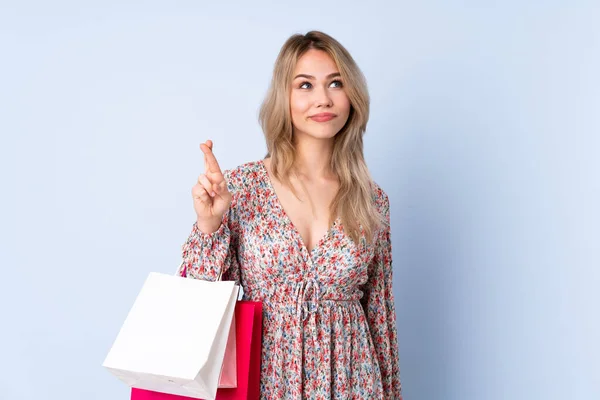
<box><xmin>298</xmin><ymin>80</ymin><xmax>344</xmax><ymax>89</ymax></box>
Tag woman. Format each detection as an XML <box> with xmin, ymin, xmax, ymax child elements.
<box><xmin>178</xmin><ymin>31</ymin><xmax>404</xmax><ymax>399</ymax></box>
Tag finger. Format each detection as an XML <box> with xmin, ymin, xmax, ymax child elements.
<box><xmin>205</xmin><ymin>140</ymin><xmax>213</xmax><ymax>171</ymax></box>
<box><xmin>198</xmin><ymin>174</ymin><xmax>216</xmax><ymax>197</ymax></box>
<box><xmin>200</xmin><ymin>142</ymin><xmax>219</xmax><ymax>172</ymax></box>
<box><xmin>200</xmin><ymin>142</ymin><xmax>209</xmax><ymax>173</ymax></box>
<box><xmin>192</xmin><ymin>183</ymin><xmax>211</xmax><ymax>203</ymax></box>
<box><xmin>200</xmin><ymin>142</ymin><xmax>222</xmax><ymax>174</ymax></box>
<box><xmin>214</xmin><ymin>179</ymin><xmax>228</xmax><ymax>195</ymax></box>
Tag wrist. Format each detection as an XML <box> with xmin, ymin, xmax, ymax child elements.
<box><xmin>196</xmin><ymin>218</ymin><xmax>222</xmax><ymax>234</ymax></box>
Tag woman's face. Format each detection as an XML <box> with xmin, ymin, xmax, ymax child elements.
<box><xmin>289</xmin><ymin>49</ymin><xmax>351</xmax><ymax>141</ymax></box>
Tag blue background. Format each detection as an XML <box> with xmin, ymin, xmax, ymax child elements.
<box><xmin>1</xmin><ymin>1</ymin><xmax>598</xmax><ymax>399</ymax></box>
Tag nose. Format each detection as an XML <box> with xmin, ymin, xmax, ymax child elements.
<box><xmin>314</xmin><ymin>85</ymin><xmax>333</xmax><ymax>107</ymax></box>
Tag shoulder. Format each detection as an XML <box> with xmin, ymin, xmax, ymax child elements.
<box><xmin>371</xmin><ymin>180</ymin><xmax>390</xmax><ymax>218</ymax></box>
<box><xmin>222</xmin><ymin>159</ymin><xmax>265</xmax><ymax>194</ymax></box>
<box><xmin>370</xmin><ymin>180</ymin><xmax>392</xmax><ymax>248</ymax></box>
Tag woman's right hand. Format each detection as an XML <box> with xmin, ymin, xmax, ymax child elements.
<box><xmin>192</xmin><ymin>140</ymin><xmax>232</xmax><ymax>233</ymax></box>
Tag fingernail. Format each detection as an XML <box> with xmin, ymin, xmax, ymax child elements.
<box><xmin>211</xmin><ymin>191</ymin><xmax>216</xmax><ymax>197</ymax></box>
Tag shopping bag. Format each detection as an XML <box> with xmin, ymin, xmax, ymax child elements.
<box><xmin>175</xmin><ymin>261</ymin><xmax>238</xmax><ymax>389</ymax></box>
<box><xmin>218</xmin><ymin>314</ymin><xmax>237</xmax><ymax>389</ymax></box>
<box><xmin>130</xmin><ymin>301</ymin><xmax>263</xmax><ymax>400</ymax></box>
<box><xmin>103</xmin><ymin>272</ymin><xmax>239</xmax><ymax>400</ymax></box>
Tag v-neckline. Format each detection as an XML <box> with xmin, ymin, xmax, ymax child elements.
<box><xmin>258</xmin><ymin>159</ymin><xmax>339</xmax><ymax>256</ymax></box>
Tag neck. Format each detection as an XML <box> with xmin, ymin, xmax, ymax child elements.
<box><xmin>292</xmin><ymin>132</ymin><xmax>335</xmax><ymax>180</ymax></box>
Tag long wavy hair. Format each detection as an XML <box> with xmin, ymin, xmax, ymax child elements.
<box><xmin>258</xmin><ymin>30</ymin><xmax>385</xmax><ymax>245</ymax></box>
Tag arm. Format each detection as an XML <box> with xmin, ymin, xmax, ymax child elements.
<box><xmin>177</xmin><ymin>169</ymin><xmax>241</xmax><ymax>284</ymax></box>
<box><xmin>361</xmin><ymin>193</ymin><xmax>403</xmax><ymax>399</ymax></box>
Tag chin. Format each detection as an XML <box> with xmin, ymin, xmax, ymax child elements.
<box><xmin>299</xmin><ymin>126</ymin><xmax>341</xmax><ymax>140</ymax></box>
<box><xmin>307</xmin><ymin>131</ymin><xmax>339</xmax><ymax>140</ymax></box>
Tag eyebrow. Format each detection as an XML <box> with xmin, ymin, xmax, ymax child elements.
<box><xmin>293</xmin><ymin>72</ymin><xmax>341</xmax><ymax>80</ymax></box>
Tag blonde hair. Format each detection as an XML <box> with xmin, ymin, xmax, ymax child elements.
<box><xmin>258</xmin><ymin>30</ymin><xmax>385</xmax><ymax>245</ymax></box>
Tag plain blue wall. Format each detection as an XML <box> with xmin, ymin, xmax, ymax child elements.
<box><xmin>1</xmin><ymin>1</ymin><xmax>598</xmax><ymax>399</ymax></box>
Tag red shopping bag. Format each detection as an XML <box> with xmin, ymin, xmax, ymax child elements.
<box><xmin>131</xmin><ymin>301</ymin><xmax>263</xmax><ymax>400</ymax></box>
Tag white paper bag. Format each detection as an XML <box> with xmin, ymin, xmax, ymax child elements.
<box><xmin>103</xmin><ymin>272</ymin><xmax>239</xmax><ymax>400</ymax></box>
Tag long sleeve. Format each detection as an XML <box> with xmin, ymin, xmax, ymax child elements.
<box><xmin>177</xmin><ymin>169</ymin><xmax>241</xmax><ymax>284</ymax></box>
<box><xmin>361</xmin><ymin>192</ymin><xmax>403</xmax><ymax>399</ymax></box>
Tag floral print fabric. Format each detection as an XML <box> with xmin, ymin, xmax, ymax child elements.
<box><xmin>178</xmin><ymin>160</ymin><xmax>403</xmax><ymax>399</ymax></box>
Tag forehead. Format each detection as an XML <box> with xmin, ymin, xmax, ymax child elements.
<box><xmin>293</xmin><ymin>49</ymin><xmax>339</xmax><ymax>75</ymax></box>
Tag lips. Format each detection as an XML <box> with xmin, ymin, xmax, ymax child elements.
<box><xmin>310</xmin><ymin>113</ymin><xmax>336</xmax><ymax>122</ymax></box>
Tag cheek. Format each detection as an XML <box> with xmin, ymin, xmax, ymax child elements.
<box><xmin>290</xmin><ymin>94</ymin><xmax>311</xmax><ymax>116</ymax></box>
<box><xmin>335</xmin><ymin>93</ymin><xmax>351</xmax><ymax>114</ymax></box>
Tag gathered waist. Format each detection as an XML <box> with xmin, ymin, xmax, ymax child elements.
<box><xmin>251</xmin><ymin>278</ymin><xmax>363</xmax><ymax>321</ymax></box>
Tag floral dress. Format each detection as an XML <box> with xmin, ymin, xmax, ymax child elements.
<box><xmin>178</xmin><ymin>160</ymin><xmax>403</xmax><ymax>399</ymax></box>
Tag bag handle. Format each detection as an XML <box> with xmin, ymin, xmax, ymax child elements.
<box><xmin>176</xmin><ymin>260</ymin><xmax>242</xmax><ymax>299</ymax></box>
<box><xmin>175</xmin><ymin>260</ymin><xmax>224</xmax><ymax>281</ymax></box>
